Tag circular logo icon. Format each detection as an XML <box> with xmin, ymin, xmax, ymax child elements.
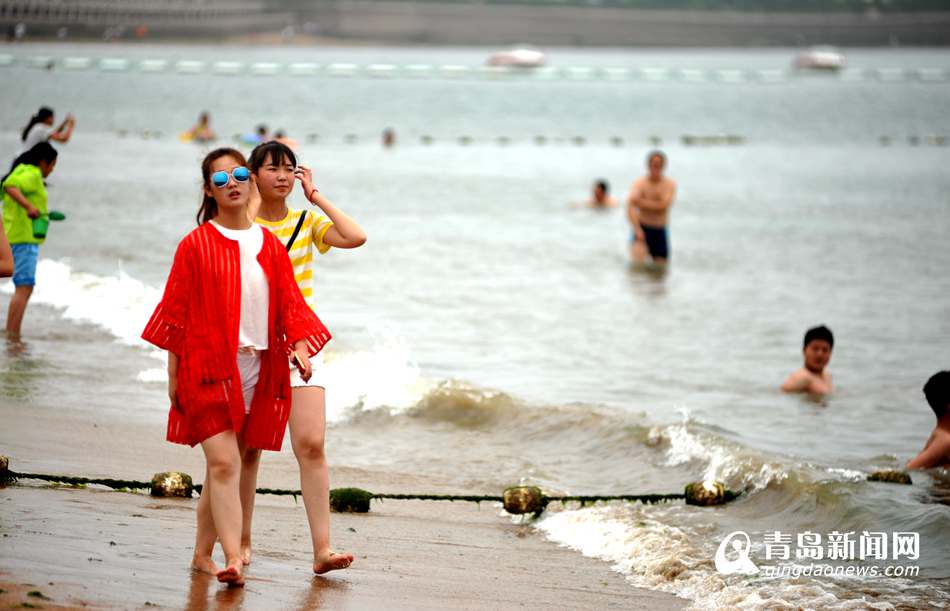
<box><xmin>715</xmin><ymin>531</ymin><xmax>759</xmax><ymax>575</ymax></box>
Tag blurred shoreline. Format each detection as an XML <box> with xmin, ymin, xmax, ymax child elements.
<box><xmin>2</xmin><ymin>4</ymin><xmax>949</xmax><ymax>47</ymax></box>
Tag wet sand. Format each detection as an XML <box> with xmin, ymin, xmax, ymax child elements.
<box><xmin>1</xmin><ymin>485</ymin><xmax>687</xmax><ymax>610</ymax></box>
<box><xmin>0</xmin><ymin>407</ymin><xmax>687</xmax><ymax>610</ymax></box>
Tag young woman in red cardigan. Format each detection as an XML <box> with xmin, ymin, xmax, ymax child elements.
<box><xmin>246</xmin><ymin>141</ymin><xmax>365</xmax><ymax>575</ymax></box>
<box><xmin>142</xmin><ymin>147</ymin><xmax>330</xmax><ymax>587</ymax></box>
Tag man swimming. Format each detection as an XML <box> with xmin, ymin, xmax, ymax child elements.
<box><xmin>587</xmin><ymin>179</ymin><xmax>618</xmax><ymax>209</ymax></box>
<box><xmin>627</xmin><ymin>151</ymin><xmax>676</xmax><ymax>263</ymax></box>
<box><xmin>907</xmin><ymin>371</ymin><xmax>950</xmax><ymax>470</ymax></box>
<box><xmin>781</xmin><ymin>325</ymin><xmax>834</xmax><ymax>396</ymax></box>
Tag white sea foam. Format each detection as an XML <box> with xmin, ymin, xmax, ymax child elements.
<box><xmin>537</xmin><ymin>415</ymin><xmax>917</xmax><ymax>610</ymax></box>
<box><xmin>0</xmin><ymin>259</ymin><xmax>161</xmax><ymax>347</ymax></box>
<box><xmin>536</xmin><ymin>505</ymin><xmax>897</xmax><ymax>610</ymax></box>
<box><xmin>321</xmin><ymin>332</ymin><xmax>433</xmax><ymax>424</ymax></box>
<box><xmin>136</xmin><ymin>368</ymin><xmax>167</xmax><ymax>383</ymax></box>
<box><xmin>2</xmin><ymin>259</ymin><xmax>432</xmax><ymax>423</ymax></box>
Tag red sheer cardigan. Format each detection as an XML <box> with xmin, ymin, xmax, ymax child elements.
<box><xmin>142</xmin><ymin>222</ymin><xmax>331</xmax><ymax>450</ymax></box>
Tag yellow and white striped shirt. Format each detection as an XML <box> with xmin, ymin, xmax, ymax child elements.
<box><xmin>255</xmin><ymin>208</ymin><xmax>333</xmax><ymax>310</ymax></box>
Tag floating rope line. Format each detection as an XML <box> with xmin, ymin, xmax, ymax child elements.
<box><xmin>112</xmin><ymin>129</ymin><xmax>949</xmax><ymax>148</ymax></box>
<box><xmin>0</xmin><ymin>469</ymin><xmax>703</xmax><ymax>514</ymax></box>
<box><xmin>4</xmin><ymin>471</ymin><xmax>152</xmax><ymax>491</ymax></box>
<box><xmin>0</xmin><ymin>471</ymin><xmax>668</xmax><ymax>503</ymax></box>
<box><xmin>0</xmin><ymin>460</ymin><xmax>910</xmax><ymax>515</ymax></box>
<box><xmin>1</xmin><ymin>54</ymin><xmax>948</xmax><ymax>84</ymax></box>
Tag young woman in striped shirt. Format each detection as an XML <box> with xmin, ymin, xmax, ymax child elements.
<box><xmin>143</xmin><ymin>147</ymin><xmax>331</xmax><ymax>586</ymax></box>
<box><xmin>247</xmin><ymin>141</ymin><xmax>366</xmax><ymax>574</ymax></box>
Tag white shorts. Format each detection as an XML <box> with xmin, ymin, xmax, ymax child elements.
<box><xmin>289</xmin><ymin>351</ymin><xmax>328</xmax><ymax>389</ymax></box>
<box><xmin>236</xmin><ymin>349</ymin><xmax>262</xmax><ymax>414</ymax></box>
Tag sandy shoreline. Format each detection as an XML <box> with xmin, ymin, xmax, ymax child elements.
<box><xmin>0</xmin><ymin>484</ymin><xmax>687</xmax><ymax>610</ymax></box>
<box><xmin>1</xmin><ymin>403</ymin><xmax>687</xmax><ymax>609</ymax></box>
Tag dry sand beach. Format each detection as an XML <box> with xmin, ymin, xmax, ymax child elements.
<box><xmin>0</xmin><ymin>409</ymin><xmax>687</xmax><ymax>610</ymax></box>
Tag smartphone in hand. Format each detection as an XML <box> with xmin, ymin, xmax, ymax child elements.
<box><xmin>292</xmin><ymin>352</ymin><xmax>307</xmax><ymax>376</ymax></box>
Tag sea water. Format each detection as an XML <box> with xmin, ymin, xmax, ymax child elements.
<box><xmin>1</xmin><ymin>43</ymin><xmax>948</xmax><ymax>608</ymax></box>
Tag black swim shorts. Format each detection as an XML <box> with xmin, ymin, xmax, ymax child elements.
<box><xmin>632</xmin><ymin>223</ymin><xmax>669</xmax><ymax>260</ymax></box>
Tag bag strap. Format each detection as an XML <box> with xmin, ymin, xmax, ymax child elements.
<box><xmin>285</xmin><ymin>211</ymin><xmax>308</xmax><ymax>253</ymax></box>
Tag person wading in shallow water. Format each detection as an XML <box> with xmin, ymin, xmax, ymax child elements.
<box><xmin>627</xmin><ymin>150</ymin><xmax>676</xmax><ymax>264</ymax></box>
<box><xmin>18</xmin><ymin>106</ymin><xmax>75</xmax><ymax>156</ymax></box>
<box><xmin>2</xmin><ymin>142</ymin><xmax>58</xmax><ymax>339</ymax></box>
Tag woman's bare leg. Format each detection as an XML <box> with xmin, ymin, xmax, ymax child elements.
<box><xmin>191</xmin><ymin>466</ymin><xmax>219</xmax><ymax>574</ymax></box>
<box><xmin>200</xmin><ymin>430</ymin><xmax>245</xmax><ymax>586</ymax></box>
<box><xmin>237</xmin><ymin>438</ymin><xmax>262</xmax><ymax>565</ymax></box>
<box><xmin>289</xmin><ymin>386</ymin><xmax>353</xmax><ymax>574</ymax></box>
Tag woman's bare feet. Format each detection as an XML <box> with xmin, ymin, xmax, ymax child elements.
<box><xmin>313</xmin><ymin>551</ymin><xmax>354</xmax><ymax>575</ymax></box>
<box><xmin>216</xmin><ymin>561</ymin><xmax>245</xmax><ymax>587</ymax></box>
<box><xmin>191</xmin><ymin>555</ymin><xmax>219</xmax><ymax>575</ymax></box>
<box><xmin>241</xmin><ymin>542</ymin><xmax>252</xmax><ymax>566</ymax></box>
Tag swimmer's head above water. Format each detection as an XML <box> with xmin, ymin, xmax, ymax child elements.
<box><xmin>802</xmin><ymin>325</ymin><xmax>834</xmax><ymax>373</ymax></box>
<box><xmin>924</xmin><ymin>371</ymin><xmax>950</xmax><ymax>418</ymax></box>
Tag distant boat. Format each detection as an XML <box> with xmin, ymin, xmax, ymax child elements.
<box><xmin>486</xmin><ymin>46</ymin><xmax>545</xmax><ymax>68</ymax></box>
<box><xmin>794</xmin><ymin>46</ymin><xmax>845</xmax><ymax>71</ymax></box>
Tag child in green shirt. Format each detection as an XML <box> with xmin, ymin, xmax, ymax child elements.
<box><xmin>1</xmin><ymin>142</ymin><xmax>58</xmax><ymax>338</ymax></box>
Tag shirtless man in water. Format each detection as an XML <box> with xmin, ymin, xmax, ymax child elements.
<box><xmin>627</xmin><ymin>151</ymin><xmax>676</xmax><ymax>263</ymax></box>
<box><xmin>781</xmin><ymin>325</ymin><xmax>834</xmax><ymax>396</ymax></box>
<box><xmin>907</xmin><ymin>371</ymin><xmax>950</xmax><ymax>470</ymax></box>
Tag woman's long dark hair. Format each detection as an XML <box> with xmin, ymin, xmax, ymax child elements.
<box><xmin>2</xmin><ymin>142</ymin><xmax>58</xmax><ymax>186</ymax></box>
<box><xmin>21</xmin><ymin>107</ymin><xmax>54</xmax><ymax>142</ymax></box>
<box><xmin>197</xmin><ymin>147</ymin><xmax>248</xmax><ymax>226</ymax></box>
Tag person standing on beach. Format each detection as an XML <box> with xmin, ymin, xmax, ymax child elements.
<box><xmin>1</xmin><ymin>142</ymin><xmax>58</xmax><ymax>338</ymax></box>
<box><xmin>907</xmin><ymin>371</ymin><xmax>950</xmax><ymax>470</ymax></box>
<box><xmin>18</xmin><ymin>106</ymin><xmax>75</xmax><ymax>155</ymax></box>
<box><xmin>141</xmin><ymin>147</ymin><xmax>331</xmax><ymax>587</ymax></box>
<box><xmin>190</xmin><ymin>143</ymin><xmax>362</xmax><ymax>576</ymax></box>
<box><xmin>781</xmin><ymin>325</ymin><xmax>834</xmax><ymax>396</ymax></box>
<box><xmin>242</xmin><ymin>141</ymin><xmax>364</xmax><ymax>575</ymax></box>
<box><xmin>627</xmin><ymin>151</ymin><xmax>676</xmax><ymax>264</ymax></box>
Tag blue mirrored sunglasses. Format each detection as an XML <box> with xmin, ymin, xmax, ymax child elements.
<box><xmin>211</xmin><ymin>166</ymin><xmax>250</xmax><ymax>188</ymax></box>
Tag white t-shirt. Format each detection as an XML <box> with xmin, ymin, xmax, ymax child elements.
<box><xmin>210</xmin><ymin>221</ymin><xmax>269</xmax><ymax>350</ymax></box>
<box><xmin>20</xmin><ymin>124</ymin><xmax>53</xmax><ymax>154</ymax></box>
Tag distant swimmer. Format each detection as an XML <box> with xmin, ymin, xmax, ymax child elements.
<box><xmin>19</xmin><ymin>106</ymin><xmax>75</xmax><ymax>155</ymax></box>
<box><xmin>274</xmin><ymin>130</ymin><xmax>299</xmax><ymax>150</ymax></box>
<box><xmin>627</xmin><ymin>151</ymin><xmax>676</xmax><ymax>264</ymax></box>
<box><xmin>239</xmin><ymin>124</ymin><xmax>270</xmax><ymax>146</ymax></box>
<box><xmin>781</xmin><ymin>325</ymin><xmax>834</xmax><ymax>396</ymax></box>
<box><xmin>586</xmin><ymin>179</ymin><xmax>618</xmax><ymax>209</ymax></box>
<box><xmin>382</xmin><ymin>127</ymin><xmax>396</xmax><ymax>148</ymax></box>
<box><xmin>182</xmin><ymin>111</ymin><xmax>216</xmax><ymax>143</ymax></box>
<box><xmin>907</xmin><ymin>371</ymin><xmax>950</xmax><ymax>470</ymax></box>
